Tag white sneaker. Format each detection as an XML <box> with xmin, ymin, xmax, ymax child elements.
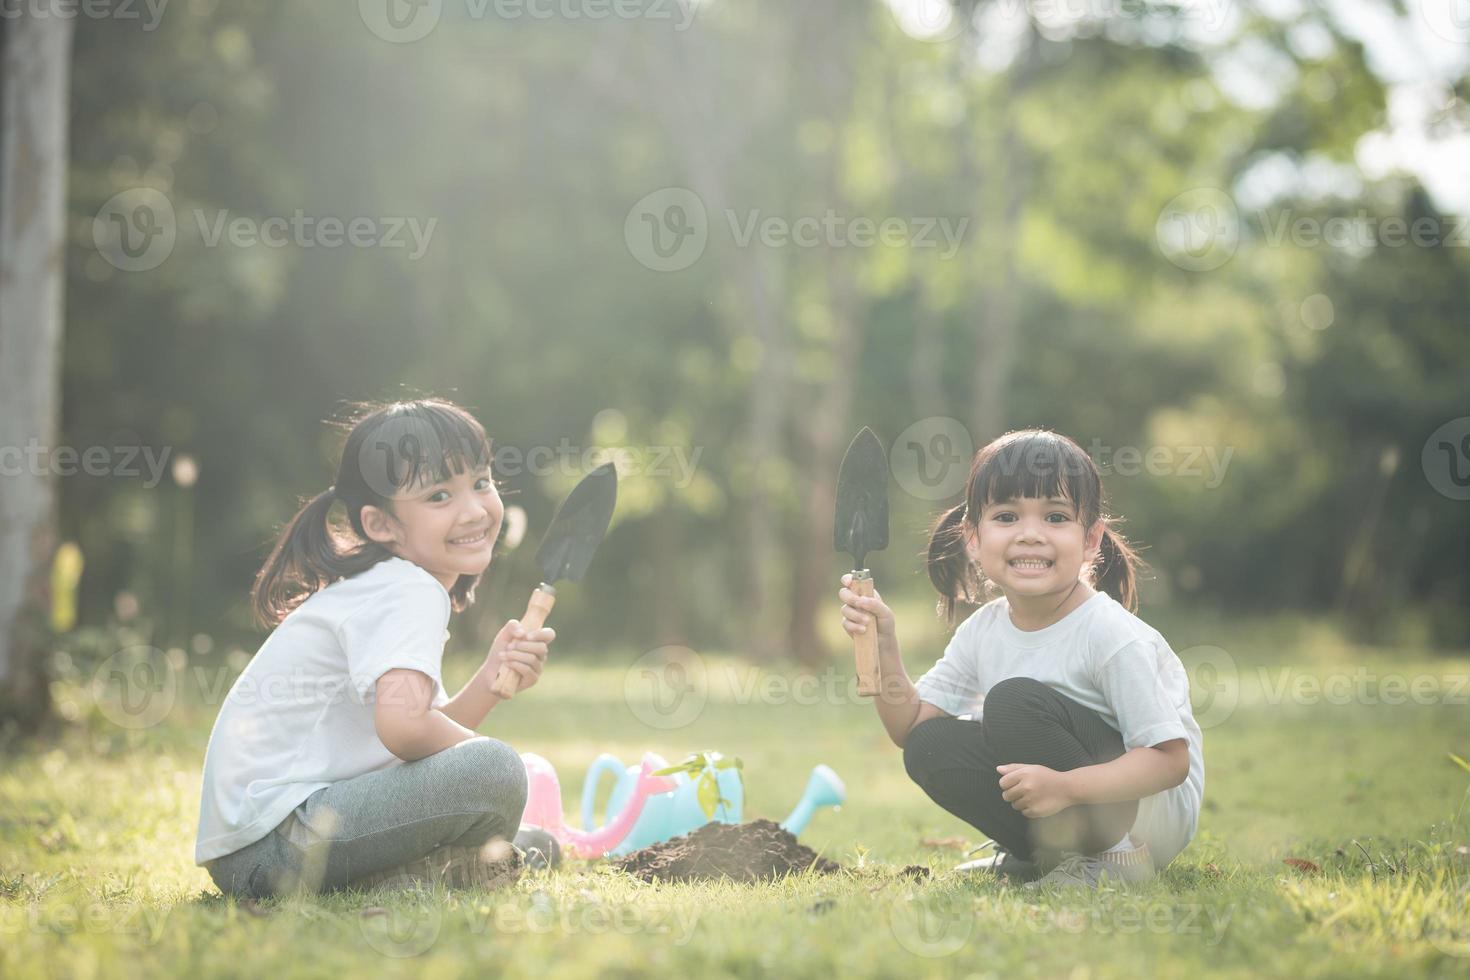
<box><xmin>1022</xmin><ymin>842</ymin><xmax>1155</xmax><ymax>891</ymax></box>
<box><xmin>953</xmin><ymin>848</ymin><xmax>1041</xmax><ymax>882</ymax></box>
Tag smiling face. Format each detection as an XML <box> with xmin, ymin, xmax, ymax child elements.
<box><xmin>359</xmin><ymin>464</ymin><xmax>504</xmax><ymax>591</ymax></box>
<box><xmin>971</xmin><ymin>494</ymin><xmax>1104</xmax><ymax>603</ymax></box>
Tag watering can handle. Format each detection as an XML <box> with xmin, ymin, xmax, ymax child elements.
<box><xmin>579</xmin><ymin>753</ymin><xmax>627</xmax><ymax>831</ymax></box>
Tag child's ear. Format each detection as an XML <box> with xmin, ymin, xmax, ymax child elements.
<box><xmin>1085</xmin><ymin>519</ymin><xmax>1105</xmax><ymax>558</ymax></box>
<box><xmin>359</xmin><ymin>504</ymin><xmax>401</xmax><ymax>546</ymax></box>
<box><xmin>963</xmin><ymin>525</ymin><xmax>982</xmax><ymax>563</ymax></box>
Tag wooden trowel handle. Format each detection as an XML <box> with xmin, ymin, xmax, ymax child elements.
<box><xmin>852</xmin><ymin>572</ymin><xmax>881</xmax><ymax>697</ymax></box>
<box><xmin>490</xmin><ymin>586</ymin><xmax>556</xmax><ymax>700</ymax></box>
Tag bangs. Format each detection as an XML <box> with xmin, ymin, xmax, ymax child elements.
<box><xmin>364</xmin><ymin>401</ymin><xmax>493</xmax><ymax>495</ymax></box>
<box><xmin>970</xmin><ymin>431</ymin><xmax>1091</xmax><ymax>513</ymax></box>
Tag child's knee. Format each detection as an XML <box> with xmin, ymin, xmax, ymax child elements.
<box><xmin>457</xmin><ymin>737</ymin><xmax>528</xmax><ymax>821</ymax></box>
<box><xmin>901</xmin><ymin>717</ymin><xmax>951</xmax><ymax>786</ymax></box>
<box><xmin>985</xmin><ymin>676</ymin><xmax>1050</xmax><ymax>711</ymax></box>
<box><xmin>980</xmin><ymin>677</ymin><xmax>1051</xmax><ymax>734</ymax></box>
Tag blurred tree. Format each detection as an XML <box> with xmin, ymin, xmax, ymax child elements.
<box><xmin>0</xmin><ymin>12</ymin><xmax>73</xmax><ymax>738</ymax></box>
<box><xmin>40</xmin><ymin>0</ymin><xmax>1470</xmax><ymax>692</ymax></box>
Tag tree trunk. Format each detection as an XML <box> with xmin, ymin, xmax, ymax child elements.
<box><xmin>0</xmin><ymin>13</ymin><xmax>73</xmax><ymax>739</ymax></box>
<box><xmin>970</xmin><ymin>25</ymin><xmax>1039</xmax><ymax>442</ymax></box>
<box><xmin>615</xmin><ymin>21</ymin><xmax>795</xmax><ymax>661</ymax></box>
<box><xmin>787</xmin><ymin>250</ymin><xmax>859</xmax><ymax>668</ymax></box>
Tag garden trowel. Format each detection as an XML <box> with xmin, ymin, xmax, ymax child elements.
<box><xmin>491</xmin><ymin>462</ymin><xmax>618</xmax><ymax>699</ymax></box>
<box><xmin>834</xmin><ymin>427</ymin><xmax>888</xmax><ymax>697</ymax></box>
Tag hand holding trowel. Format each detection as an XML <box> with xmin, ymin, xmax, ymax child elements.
<box><xmin>491</xmin><ymin>462</ymin><xmax>618</xmax><ymax>700</ymax></box>
<box><xmin>834</xmin><ymin>427</ymin><xmax>888</xmax><ymax>698</ymax></box>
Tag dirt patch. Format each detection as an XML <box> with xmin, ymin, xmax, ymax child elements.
<box><xmin>610</xmin><ymin>819</ymin><xmax>844</xmax><ymax>884</ymax></box>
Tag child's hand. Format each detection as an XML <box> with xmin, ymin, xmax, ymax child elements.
<box><xmin>996</xmin><ymin>763</ymin><xmax>1073</xmax><ymax>819</ymax></box>
<box><xmin>487</xmin><ymin>619</ymin><xmax>555</xmax><ymax>694</ymax></box>
<box><xmin>838</xmin><ymin>573</ymin><xmax>899</xmax><ymax>661</ymax></box>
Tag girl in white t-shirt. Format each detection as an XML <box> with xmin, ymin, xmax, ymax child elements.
<box><xmin>838</xmin><ymin>428</ymin><xmax>1204</xmax><ymax>889</ymax></box>
<box><xmin>197</xmin><ymin>398</ymin><xmax>555</xmax><ymax>898</ymax></box>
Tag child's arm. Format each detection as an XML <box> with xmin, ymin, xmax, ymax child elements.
<box><xmin>1061</xmin><ymin>738</ymin><xmax>1190</xmax><ymax>804</ymax></box>
<box><xmin>996</xmin><ymin>739</ymin><xmax>1189</xmax><ymax>818</ymax></box>
<box><xmin>839</xmin><ymin>574</ymin><xmax>954</xmax><ymax>748</ymax></box>
<box><xmin>375</xmin><ymin>669</ymin><xmax>482</xmax><ymax>761</ymax></box>
<box><xmin>439</xmin><ymin>620</ymin><xmax>555</xmax><ymax>731</ymax></box>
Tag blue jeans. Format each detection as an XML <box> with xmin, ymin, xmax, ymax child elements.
<box><xmin>205</xmin><ymin>736</ymin><xmax>528</xmax><ymax>898</ymax></box>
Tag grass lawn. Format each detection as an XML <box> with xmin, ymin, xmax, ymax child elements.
<box><xmin>2</xmin><ymin>610</ymin><xmax>1469</xmax><ymax>978</ymax></box>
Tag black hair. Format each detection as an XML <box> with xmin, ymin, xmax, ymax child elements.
<box><xmin>250</xmin><ymin>397</ymin><xmax>493</xmax><ymax>628</ymax></box>
<box><xmin>926</xmin><ymin>428</ymin><xmax>1145</xmax><ymax>623</ymax></box>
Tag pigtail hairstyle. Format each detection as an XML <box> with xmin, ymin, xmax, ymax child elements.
<box><xmin>924</xmin><ymin>428</ymin><xmax>1146</xmax><ymax>624</ymax></box>
<box><xmin>1094</xmin><ymin>523</ymin><xmax>1141</xmax><ymax>613</ymax></box>
<box><xmin>251</xmin><ymin>397</ymin><xmax>494</xmax><ymax>629</ymax></box>
<box><xmin>927</xmin><ymin>501</ymin><xmax>979</xmax><ymax>625</ymax></box>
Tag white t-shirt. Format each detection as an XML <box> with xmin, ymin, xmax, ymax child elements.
<box><xmin>195</xmin><ymin>557</ymin><xmax>453</xmax><ymax>864</ymax></box>
<box><xmin>914</xmin><ymin>591</ymin><xmax>1204</xmax><ymax>867</ymax></box>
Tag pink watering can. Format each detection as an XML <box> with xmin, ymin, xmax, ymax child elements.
<box><xmin>519</xmin><ymin>752</ymin><xmax>675</xmax><ymax>859</ymax></box>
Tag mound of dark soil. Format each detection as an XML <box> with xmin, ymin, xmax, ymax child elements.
<box><xmin>610</xmin><ymin>819</ymin><xmax>844</xmax><ymax>884</ymax></box>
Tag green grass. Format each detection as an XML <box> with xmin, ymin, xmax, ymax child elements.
<box><xmin>3</xmin><ymin>613</ymin><xmax>1469</xmax><ymax>978</ymax></box>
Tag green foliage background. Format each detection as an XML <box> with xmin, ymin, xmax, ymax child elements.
<box><xmin>59</xmin><ymin>0</ymin><xmax>1470</xmax><ymax>659</ymax></box>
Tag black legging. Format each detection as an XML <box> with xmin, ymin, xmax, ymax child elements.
<box><xmin>902</xmin><ymin>676</ymin><xmax>1137</xmax><ymax>861</ymax></box>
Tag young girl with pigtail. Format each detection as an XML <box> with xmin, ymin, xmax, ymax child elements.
<box><xmin>838</xmin><ymin>429</ymin><xmax>1204</xmax><ymax>888</ymax></box>
<box><xmin>196</xmin><ymin>398</ymin><xmax>555</xmax><ymax>898</ymax></box>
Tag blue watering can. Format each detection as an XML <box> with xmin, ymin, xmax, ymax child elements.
<box><xmin>580</xmin><ymin>755</ymin><xmax>845</xmax><ymax>857</ymax></box>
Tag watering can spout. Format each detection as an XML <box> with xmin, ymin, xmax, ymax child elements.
<box><xmin>780</xmin><ymin>764</ymin><xmax>846</xmax><ymax>837</ymax></box>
